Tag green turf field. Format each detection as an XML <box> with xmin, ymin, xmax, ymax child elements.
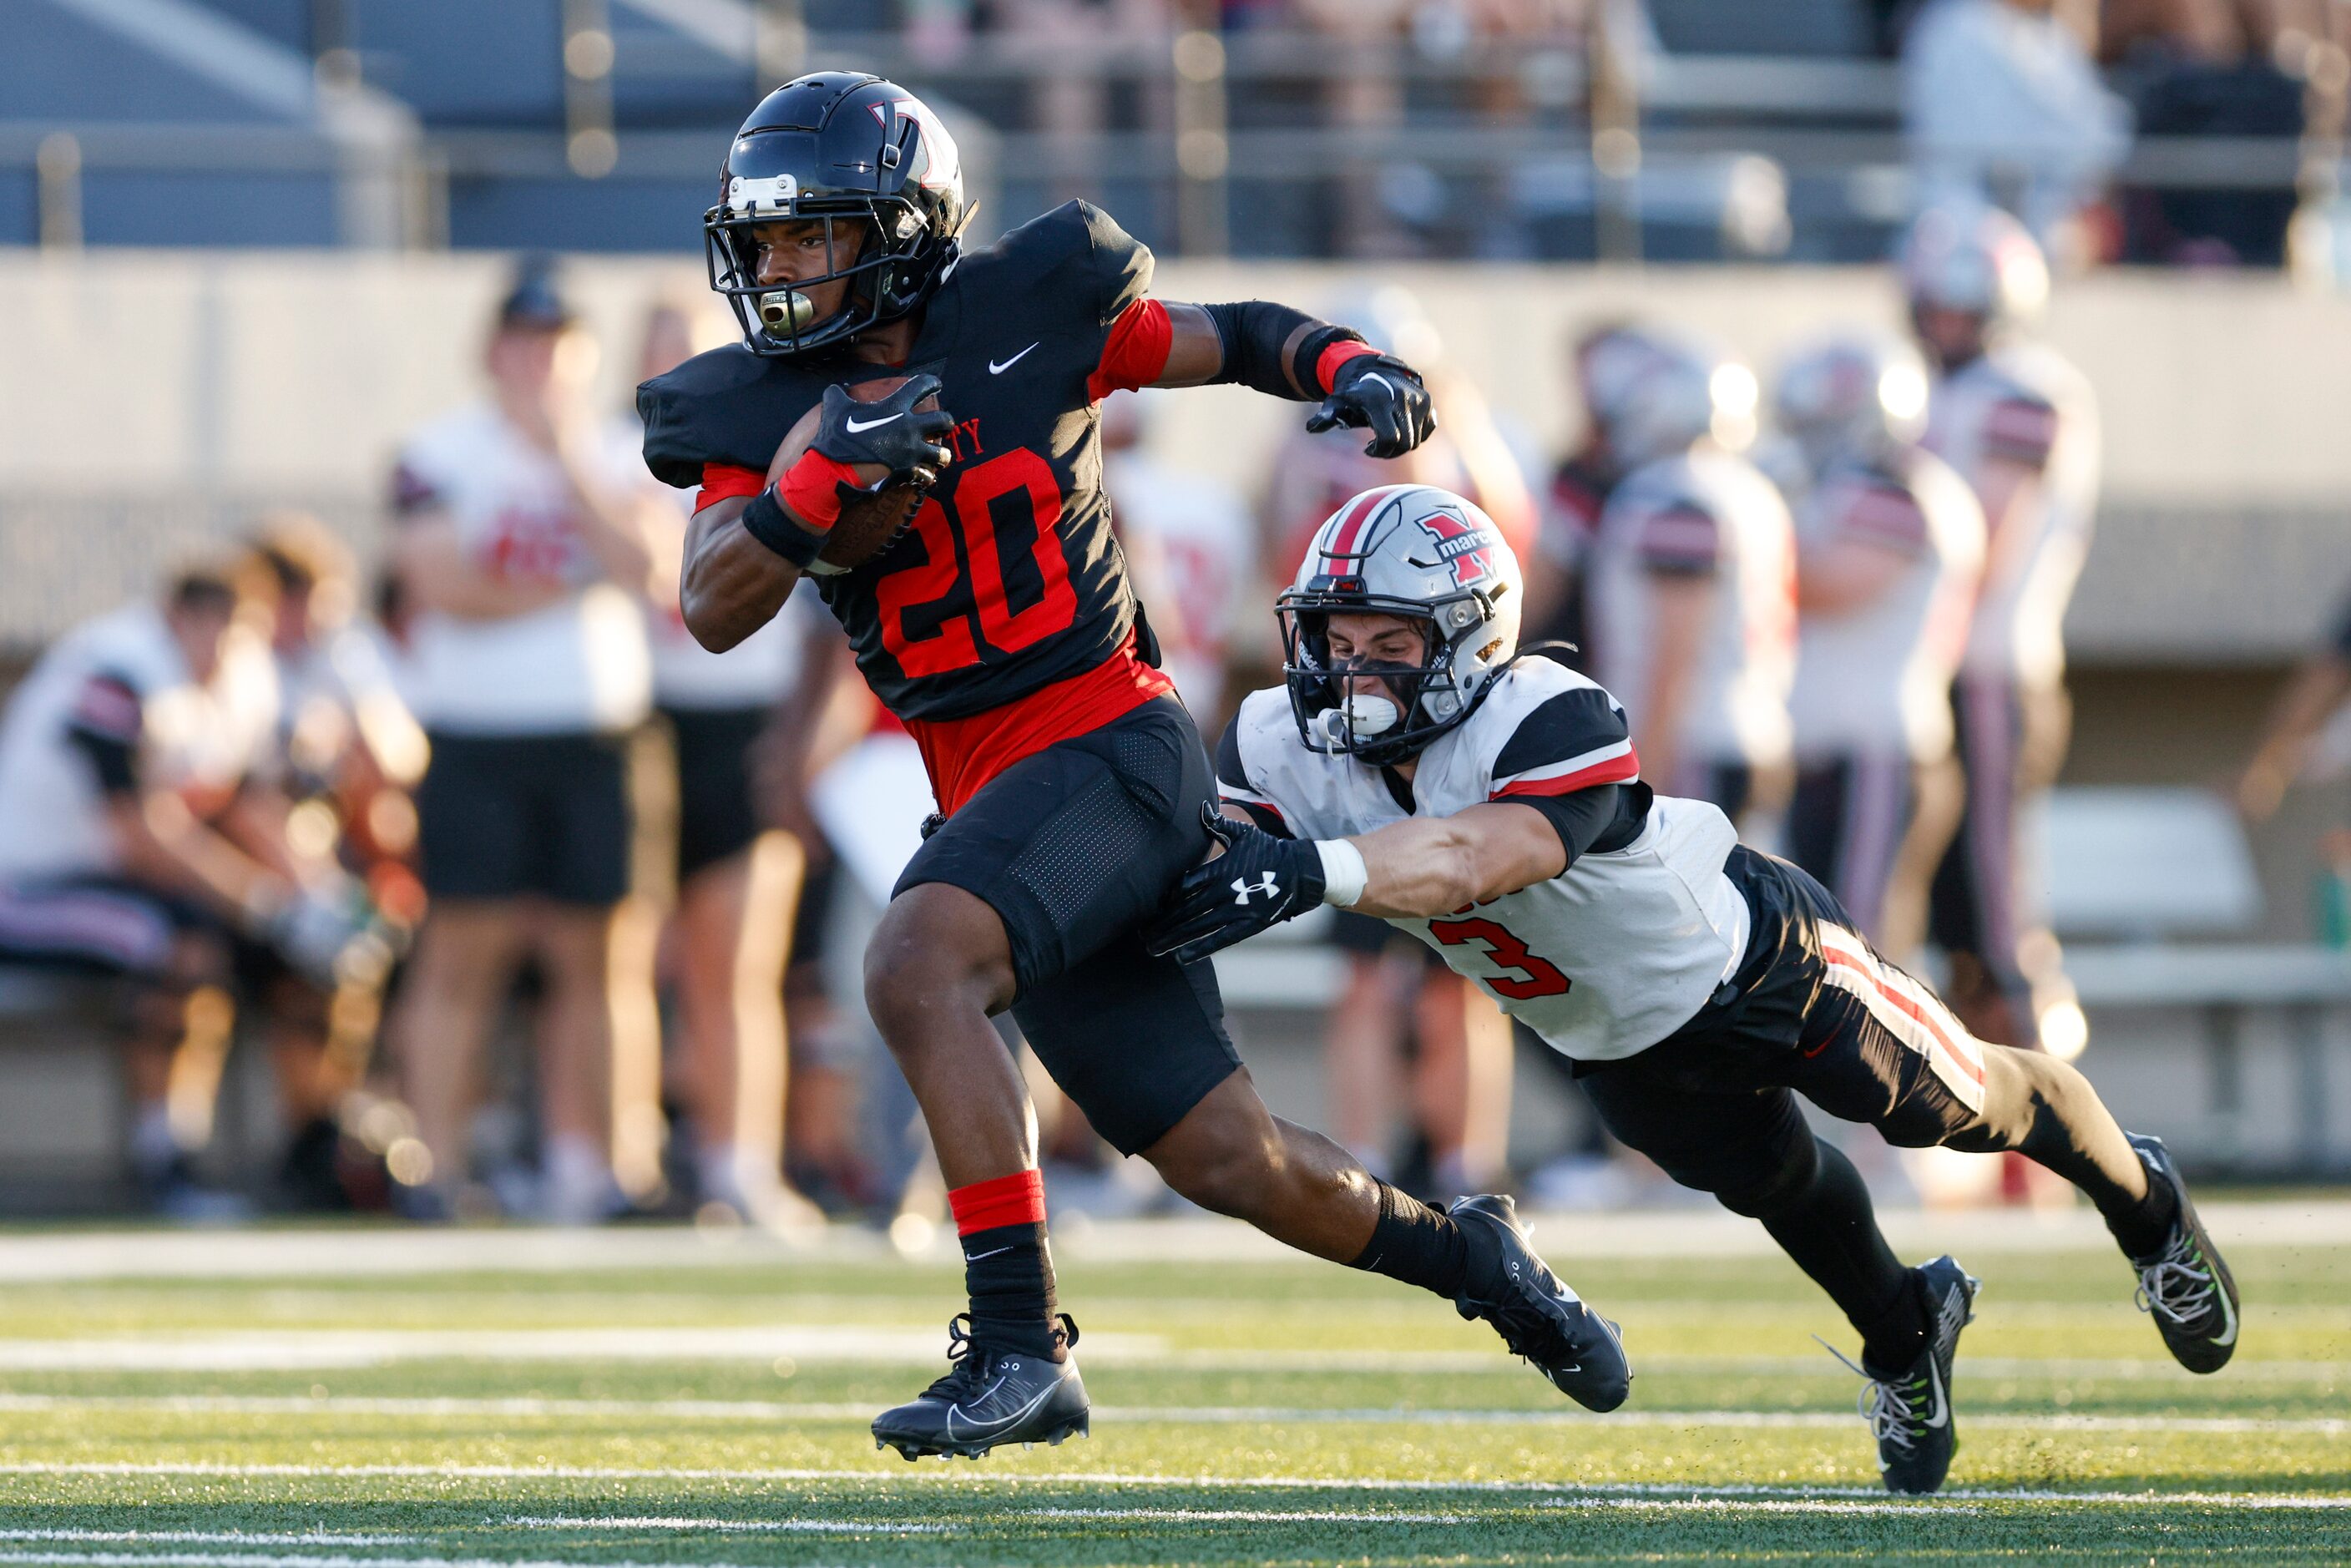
<box><xmin>0</xmin><ymin>1215</ymin><xmax>2343</xmax><ymax>1565</ymax></box>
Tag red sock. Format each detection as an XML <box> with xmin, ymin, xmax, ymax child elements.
<box><xmin>948</xmin><ymin>1170</ymin><xmax>1062</xmax><ymax>1359</ymax></box>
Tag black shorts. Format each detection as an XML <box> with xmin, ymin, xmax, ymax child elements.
<box><xmin>417</xmin><ymin>730</ymin><xmax>633</xmax><ymax>906</ymax></box>
<box><xmin>1575</xmin><ymin>848</ymin><xmax>1993</xmax><ymax>1202</ymax></box>
<box><xmin>665</xmin><ymin>704</ymin><xmax>767</xmax><ymax>883</ymax></box>
<box><xmin>0</xmin><ymin>876</ymin><xmax>289</xmax><ymax>994</ymax></box>
<box><xmin>894</xmin><ymin>695</ymin><xmax>1241</xmax><ymax>1155</ymax></box>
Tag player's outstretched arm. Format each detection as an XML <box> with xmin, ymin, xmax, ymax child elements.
<box><xmin>1140</xmin><ymin>301</ymin><xmax>1436</xmax><ymax>459</ymax></box>
<box><xmin>1342</xmin><ymin>805</ymin><xmax>1568</xmax><ymax>919</ymax></box>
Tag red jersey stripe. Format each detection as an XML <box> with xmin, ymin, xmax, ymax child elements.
<box><xmin>1490</xmin><ymin>751</ymin><xmax>1641</xmax><ymax>799</ymax></box>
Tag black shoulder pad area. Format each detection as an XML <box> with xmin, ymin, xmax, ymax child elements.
<box><xmin>973</xmin><ymin>200</ymin><xmax>1154</xmax><ymax>328</ymax></box>
<box><xmin>636</xmin><ymin>343</ymin><xmax>809</xmax><ymax>489</ymax></box>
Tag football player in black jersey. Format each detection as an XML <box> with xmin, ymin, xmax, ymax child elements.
<box><xmin>642</xmin><ymin>73</ymin><xmax>1627</xmax><ymax>1459</ymax></box>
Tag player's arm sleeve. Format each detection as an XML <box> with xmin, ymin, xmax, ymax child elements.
<box><xmin>1214</xmin><ymin>715</ymin><xmax>1292</xmax><ymax>837</ymax></box>
<box><xmin>1981</xmin><ymin>392</ymin><xmax>2059</xmax><ymax>472</ymax></box>
<box><xmin>1487</xmin><ymin>687</ymin><xmax>1644</xmax><ymax>867</ymax></box>
<box><xmin>1069</xmin><ymin>201</ymin><xmax>1176</xmax><ymax>401</ymax></box>
<box><xmin>62</xmin><ymin>672</ymin><xmax>144</xmax><ymax>797</ymax></box>
<box><xmin>1634</xmin><ymin>502</ymin><xmax>1723</xmax><ymax>578</ymax></box>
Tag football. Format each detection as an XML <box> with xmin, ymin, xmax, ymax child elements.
<box><xmin>767</xmin><ymin>375</ymin><xmax>940</xmax><ymax>573</ymax></box>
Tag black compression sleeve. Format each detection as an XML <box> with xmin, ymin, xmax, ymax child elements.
<box><xmin>1507</xmin><ymin>783</ymin><xmax>1643</xmax><ymax>869</ymax></box>
<box><xmin>1198</xmin><ymin>301</ymin><xmax>1363</xmax><ymax>401</ymax></box>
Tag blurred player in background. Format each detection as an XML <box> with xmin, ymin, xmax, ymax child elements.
<box><xmin>244</xmin><ymin>515</ymin><xmax>427</xmax><ymax>1207</ymax></box>
<box><xmin>1773</xmin><ymin>336</ymin><xmax>1985</xmax><ymax>961</ymax></box>
<box><xmin>1582</xmin><ymin>327</ymin><xmax>1796</xmax><ymax>836</ymax></box>
<box><xmin>1524</xmin><ymin>320</ymin><xmax>1639</xmax><ymax>666</ymax></box>
<box><xmin>0</xmin><ymin>561</ymin><xmax>377</xmax><ymax>1215</ymax></box>
<box><xmin>383</xmin><ymin>261</ymin><xmax>665</xmax><ymax>1222</ymax></box>
<box><xmin>1907</xmin><ymin>203</ymin><xmax>2101</xmax><ymax>1053</ymax></box>
<box><xmin>622</xmin><ymin>298</ymin><xmax>838</xmax><ymax>1228</ymax></box>
<box><xmin>1253</xmin><ymin>286</ymin><xmax>1533</xmax><ymax>1197</ymax></box>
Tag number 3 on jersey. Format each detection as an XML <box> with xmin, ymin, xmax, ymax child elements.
<box><xmin>876</xmin><ymin>448</ymin><xmax>1078</xmax><ymax>676</ymax></box>
<box><xmin>1427</xmin><ymin>915</ymin><xmax>1572</xmax><ymax>1000</ymax></box>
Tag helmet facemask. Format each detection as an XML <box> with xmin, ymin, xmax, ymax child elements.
<box><xmin>705</xmin><ymin>195</ymin><xmax>937</xmax><ymax>357</ymax></box>
<box><xmin>1279</xmin><ymin>595</ymin><xmax>1484</xmax><ymax>768</ymax></box>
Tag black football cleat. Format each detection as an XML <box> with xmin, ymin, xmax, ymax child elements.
<box><xmin>2126</xmin><ymin>1134</ymin><xmax>2240</xmax><ymax>1374</ymax></box>
<box><xmin>1448</xmin><ymin>1193</ymin><xmax>1631</xmax><ymax>1412</ymax></box>
<box><xmin>1824</xmin><ymin>1254</ymin><xmax>1978</xmax><ymax>1495</ymax></box>
<box><xmin>870</xmin><ymin>1313</ymin><xmax>1089</xmax><ymax>1461</ymax></box>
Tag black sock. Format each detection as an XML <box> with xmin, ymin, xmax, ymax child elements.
<box><xmin>1347</xmin><ymin>1180</ymin><xmax>1477</xmax><ymax>1299</ymax></box>
<box><xmin>959</xmin><ymin>1222</ymin><xmax>1063</xmax><ymax>1361</ymax></box>
<box><xmin>1749</xmin><ymin>1141</ymin><xmax>1924</xmax><ymax>1373</ymax></box>
<box><xmin>2108</xmin><ymin>1169</ymin><xmax>2180</xmax><ymax>1260</ymax></box>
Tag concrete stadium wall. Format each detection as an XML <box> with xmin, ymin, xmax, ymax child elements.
<box><xmin>2</xmin><ymin>249</ymin><xmax>2348</xmax><ymax>655</ymax></box>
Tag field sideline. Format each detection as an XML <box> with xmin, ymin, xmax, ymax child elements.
<box><xmin>0</xmin><ymin>1206</ymin><xmax>2343</xmax><ymax>1565</ymax></box>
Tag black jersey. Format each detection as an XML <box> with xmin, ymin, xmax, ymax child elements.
<box><xmin>640</xmin><ymin>200</ymin><xmax>1165</xmax><ymax>722</ymax></box>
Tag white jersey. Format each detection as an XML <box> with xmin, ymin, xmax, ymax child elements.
<box><xmin>1105</xmin><ymin>448</ymin><xmax>1253</xmax><ymax>720</ymax></box>
<box><xmin>1585</xmin><ymin>448</ymin><xmax>1797</xmax><ymax>771</ymax></box>
<box><xmin>393</xmin><ymin>402</ymin><xmax>652</xmax><ymax>736</ymax></box>
<box><xmin>1922</xmin><ymin>343</ymin><xmax>2098</xmax><ymax>688</ymax></box>
<box><xmin>603</xmin><ymin>414</ymin><xmax>810</xmax><ymax>711</ymax></box>
<box><xmin>1790</xmin><ymin>450</ymin><xmax>1986</xmax><ymax>761</ymax></box>
<box><xmin>0</xmin><ymin>604</ymin><xmax>280</xmax><ymax>883</ymax></box>
<box><xmin>1220</xmin><ymin>660</ymin><xmax>1750</xmax><ymax>1062</ymax></box>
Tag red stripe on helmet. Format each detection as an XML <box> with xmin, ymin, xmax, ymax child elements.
<box><xmin>1322</xmin><ymin>487</ymin><xmax>1393</xmax><ymax>565</ymax></box>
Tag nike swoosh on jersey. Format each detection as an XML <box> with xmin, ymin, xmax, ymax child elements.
<box><xmin>943</xmin><ymin>1375</ymin><xmax>1057</xmax><ymax>1440</ymax></box>
<box><xmin>843</xmin><ymin>411</ymin><xmax>906</xmax><ymax>433</ymax></box>
<box><xmin>989</xmin><ymin>343</ymin><xmax>1039</xmax><ymax>374</ymax></box>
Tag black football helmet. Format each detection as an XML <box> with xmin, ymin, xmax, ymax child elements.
<box><xmin>705</xmin><ymin>72</ymin><xmax>967</xmax><ymax>357</ymax></box>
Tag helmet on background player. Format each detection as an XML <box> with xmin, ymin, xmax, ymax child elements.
<box><xmin>704</xmin><ymin>72</ymin><xmax>967</xmax><ymax>357</ymax></box>
<box><xmin>1899</xmin><ymin>201</ymin><xmax>2049</xmax><ymax>346</ymax></box>
<box><xmin>1277</xmin><ymin>484</ymin><xmax>1522</xmax><ymax>766</ymax></box>
<box><xmin>1770</xmin><ymin>332</ymin><xmax>1929</xmax><ymax>481</ymax></box>
<box><xmin>1581</xmin><ymin>326</ymin><xmax>1758</xmax><ymax>471</ymax></box>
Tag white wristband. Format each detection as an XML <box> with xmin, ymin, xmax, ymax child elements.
<box><xmin>1315</xmin><ymin>838</ymin><xmax>1369</xmax><ymax>908</ymax></box>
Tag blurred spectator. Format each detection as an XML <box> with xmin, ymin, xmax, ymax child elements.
<box><xmin>621</xmin><ymin>299</ymin><xmax>839</xmax><ymax>1229</ymax></box>
<box><xmin>245</xmin><ymin>514</ymin><xmax>428</xmax><ymax>1206</ymax></box>
<box><xmin>1524</xmin><ymin>320</ymin><xmax>1641</xmax><ymax>668</ymax></box>
<box><xmin>382</xmin><ymin>260</ymin><xmax>664</xmax><ymax>1222</ymax></box>
<box><xmin>1581</xmin><ymin>326</ymin><xmax>1795</xmax><ymax>832</ymax></box>
<box><xmin>2106</xmin><ymin>0</ymin><xmax>2302</xmax><ymax>266</ymax></box>
<box><xmin>1101</xmin><ymin>388</ymin><xmax>1255</xmax><ymax>730</ymax></box>
<box><xmin>1904</xmin><ymin>0</ymin><xmax>2132</xmax><ymax>246</ymax></box>
<box><xmin>1256</xmin><ymin>286</ymin><xmax>1533</xmax><ymax>1197</ymax></box>
<box><xmin>1772</xmin><ymin>333</ymin><xmax>1984</xmax><ymax>960</ymax></box>
<box><xmin>0</xmin><ymin>561</ymin><xmax>382</xmax><ymax>1216</ymax></box>
<box><xmin>2236</xmin><ymin>583</ymin><xmax>2351</xmax><ymax>822</ymax></box>
<box><xmin>1906</xmin><ymin>203</ymin><xmax>2100</xmax><ymax>1055</ymax></box>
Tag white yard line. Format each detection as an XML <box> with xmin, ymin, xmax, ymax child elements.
<box><xmin>0</xmin><ymin>1392</ymin><xmax>2338</xmax><ymax>1435</ymax></box>
<box><xmin>0</xmin><ymin>1556</ymin><xmax>820</xmax><ymax>1568</ymax></box>
<box><xmin>1549</xmin><ymin>1499</ymin><xmax>1979</xmax><ymax>1515</ymax></box>
<box><xmin>503</xmin><ymin>1519</ymin><xmax>943</xmax><ymax>1535</ymax></box>
<box><xmin>0</xmin><ymin>1537</ymin><xmax>416</xmax><ymax>1548</ymax></box>
<box><xmin>7</xmin><ymin>1460</ymin><xmax>2350</xmax><ymax>1508</ymax></box>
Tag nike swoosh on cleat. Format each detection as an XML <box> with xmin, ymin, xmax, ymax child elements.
<box><xmin>943</xmin><ymin>1377</ymin><xmax>1057</xmax><ymax>1442</ymax></box>
<box><xmin>1920</xmin><ymin>1358</ymin><xmax>1949</xmax><ymax>1429</ymax></box>
<box><xmin>989</xmin><ymin>343</ymin><xmax>1038</xmax><ymax>374</ymax></box>
<box><xmin>2208</xmin><ymin>1260</ymin><xmax>2240</xmax><ymax>1347</ymax></box>
<box><xmin>843</xmin><ymin>412</ymin><xmax>905</xmax><ymax>433</ymax></box>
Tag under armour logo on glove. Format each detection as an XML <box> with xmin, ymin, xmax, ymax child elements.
<box><xmin>1231</xmin><ymin>873</ymin><xmax>1282</xmax><ymax>904</ymax></box>
<box><xmin>1144</xmin><ymin>805</ymin><xmax>1326</xmax><ymax>966</ymax></box>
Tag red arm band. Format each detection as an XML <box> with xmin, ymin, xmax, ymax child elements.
<box><xmin>776</xmin><ymin>450</ymin><xmax>862</xmax><ymax>531</ymax></box>
<box><xmin>694</xmin><ymin>463</ymin><xmax>768</xmax><ymax>513</ymax></box>
<box><xmin>1314</xmin><ymin>337</ymin><xmax>1378</xmax><ymax>396</ymax></box>
<box><xmin>1088</xmin><ymin>297</ymin><xmax>1174</xmax><ymax>402</ymax></box>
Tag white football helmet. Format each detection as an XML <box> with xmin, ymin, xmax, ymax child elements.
<box><xmin>1584</xmin><ymin>326</ymin><xmax>1758</xmax><ymax>470</ymax></box>
<box><xmin>1899</xmin><ymin>200</ymin><xmax>2050</xmax><ymax>330</ymax></box>
<box><xmin>1279</xmin><ymin>483</ymin><xmax>1522</xmax><ymax>766</ymax></box>
<box><xmin>1772</xmin><ymin>331</ymin><xmax>1930</xmax><ymax>480</ymax></box>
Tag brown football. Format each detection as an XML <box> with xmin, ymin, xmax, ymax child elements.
<box><xmin>768</xmin><ymin>375</ymin><xmax>942</xmax><ymax>574</ymax></box>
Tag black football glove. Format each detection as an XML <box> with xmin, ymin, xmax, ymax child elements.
<box><xmin>1307</xmin><ymin>352</ymin><xmax>1436</xmax><ymax>460</ymax></box>
<box><xmin>1143</xmin><ymin>804</ymin><xmax>1327</xmax><ymax>966</ymax></box>
<box><xmin>811</xmin><ymin>373</ymin><xmax>957</xmax><ymax>488</ymax></box>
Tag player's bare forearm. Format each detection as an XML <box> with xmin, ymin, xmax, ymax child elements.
<box><xmin>1347</xmin><ymin>806</ymin><xmax>1566</xmax><ymax>919</ymax></box>
<box><xmin>680</xmin><ymin>495</ymin><xmax>801</xmax><ymax>653</ymax></box>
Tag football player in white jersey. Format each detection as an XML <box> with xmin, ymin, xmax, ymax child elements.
<box><xmin>1905</xmin><ymin>202</ymin><xmax>2100</xmax><ymax>1050</ymax></box>
<box><xmin>1153</xmin><ymin>484</ymin><xmax>2239</xmax><ymax>1495</ymax></box>
<box><xmin>1773</xmin><ymin>334</ymin><xmax>1985</xmax><ymax>959</ymax></box>
<box><xmin>0</xmin><ymin>564</ymin><xmax>377</xmax><ymax>1214</ymax></box>
<box><xmin>1581</xmin><ymin>328</ymin><xmax>1796</xmax><ymax>832</ymax></box>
